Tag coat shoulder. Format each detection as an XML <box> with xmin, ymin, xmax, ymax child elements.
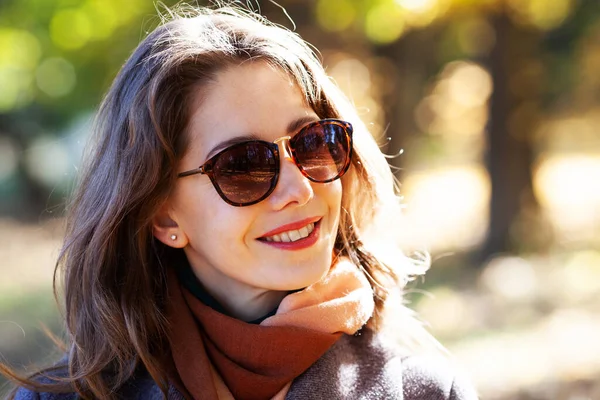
<box><xmin>12</xmin><ymin>387</ymin><xmax>76</xmax><ymax>400</ymax></box>
<box><xmin>400</xmin><ymin>354</ymin><xmax>479</xmax><ymax>400</ymax></box>
<box><xmin>344</xmin><ymin>329</ymin><xmax>479</xmax><ymax>400</ymax></box>
<box><xmin>288</xmin><ymin>328</ymin><xmax>478</xmax><ymax>399</ymax></box>
<box><xmin>10</xmin><ymin>369</ymin><xmax>77</xmax><ymax>400</ymax></box>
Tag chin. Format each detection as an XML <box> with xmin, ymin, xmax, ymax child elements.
<box><xmin>283</xmin><ymin>259</ymin><xmax>332</xmax><ymax>290</ymax></box>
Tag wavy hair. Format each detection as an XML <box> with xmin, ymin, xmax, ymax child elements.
<box><xmin>2</xmin><ymin>4</ymin><xmax>434</xmax><ymax>399</ymax></box>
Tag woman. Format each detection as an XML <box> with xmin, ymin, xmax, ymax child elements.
<box><xmin>4</xmin><ymin>4</ymin><xmax>478</xmax><ymax>400</ymax></box>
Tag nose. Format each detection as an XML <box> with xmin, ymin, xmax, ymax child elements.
<box><xmin>266</xmin><ymin>138</ymin><xmax>314</xmax><ymax>210</ymax></box>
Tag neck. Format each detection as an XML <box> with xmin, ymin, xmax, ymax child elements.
<box><xmin>179</xmin><ymin>252</ymin><xmax>289</xmax><ymax>322</ymax></box>
<box><xmin>209</xmin><ymin>287</ymin><xmax>289</xmax><ymax>322</ymax></box>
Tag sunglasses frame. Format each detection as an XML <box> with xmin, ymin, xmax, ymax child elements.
<box><xmin>177</xmin><ymin>119</ymin><xmax>353</xmax><ymax>207</ymax></box>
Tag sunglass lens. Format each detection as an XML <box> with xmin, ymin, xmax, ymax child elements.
<box><xmin>294</xmin><ymin>122</ymin><xmax>350</xmax><ymax>182</ymax></box>
<box><xmin>212</xmin><ymin>142</ymin><xmax>277</xmax><ymax>205</ymax></box>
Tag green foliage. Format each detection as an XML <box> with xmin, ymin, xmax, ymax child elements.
<box><xmin>316</xmin><ymin>0</ymin><xmax>358</xmax><ymax>32</ymax></box>
<box><xmin>0</xmin><ymin>0</ymin><xmax>178</xmax><ymax>119</ymax></box>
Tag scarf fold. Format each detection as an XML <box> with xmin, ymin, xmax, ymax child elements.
<box><xmin>166</xmin><ymin>258</ymin><xmax>375</xmax><ymax>400</ymax></box>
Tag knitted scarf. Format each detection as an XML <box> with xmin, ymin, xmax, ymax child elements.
<box><xmin>166</xmin><ymin>258</ymin><xmax>375</xmax><ymax>400</ymax></box>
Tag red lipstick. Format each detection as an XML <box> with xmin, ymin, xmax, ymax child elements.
<box><xmin>260</xmin><ymin>217</ymin><xmax>321</xmax><ymax>238</ymax></box>
<box><xmin>258</xmin><ymin>217</ymin><xmax>321</xmax><ymax>251</ymax></box>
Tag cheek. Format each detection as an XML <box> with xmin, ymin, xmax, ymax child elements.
<box><xmin>326</xmin><ymin>180</ymin><xmax>343</xmax><ymax>208</ymax></box>
<box><xmin>314</xmin><ymin>180</ymin><xmax>343</xmax><ymax>220</ymax></box>
<box><xmin>171</xmin><ymin>186</ymin><xmax>225</xmax><ymax>238</ymax></box>
<box><xmin>176</xmin><ymin>191</ymin><xmax>257</xmax><ymax>247</ymax></box>
<box><xmin>205</xmin><ymin>209</ymin><xmax>254</xmax><ymax>243</ymax></box>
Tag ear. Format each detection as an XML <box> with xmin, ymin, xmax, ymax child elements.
<box><xmin>152</xmin><ymin>204</ymin><xmax>188</xmax><ymax>249</ymax></box>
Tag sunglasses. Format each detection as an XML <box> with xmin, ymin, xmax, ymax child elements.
<box><xmin>178</xmin><ymin>119</ymin><xmax>353</xmax><ymax>207</ymax></box>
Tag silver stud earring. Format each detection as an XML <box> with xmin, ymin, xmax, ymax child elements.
<box><xmin>170</xmin><ymin>234</ymin><xmax>177</xmax><ymax>241</ymax></box>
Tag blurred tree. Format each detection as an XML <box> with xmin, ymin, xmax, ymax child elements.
<box><xmin>0</xmin><ymin>0</ymin><xmax>180</xmax><ymax>218</ymax></box>
<box><xmin>0</xmin><ymin>0</ymin><xmax>598</xmax><ymax>256</ymax></box>
<box><xmin>372</xmin><ymin>28</ymin><xmax>441</xmax><ymax>178</ymax></box>
<box><xmin>481</xmin><ymin>0</ymin><xmax>600</xmax><ymax>256</ymax></box>
<box><xmin>483</xmin><ymin>12</ymin><xmax>543</xmax><ymax>257</ymax></box>
<box><xmin>311</xmin><ymin>0</ymin><xmax>588</xmax><ymax>258</ymax></box>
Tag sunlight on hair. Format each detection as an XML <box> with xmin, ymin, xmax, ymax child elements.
<box><xmin>326</xmin><ymin>54</ymin><xmax>384</xmax><ymax>130</ymax></box>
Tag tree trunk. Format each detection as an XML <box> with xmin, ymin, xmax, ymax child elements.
<box><xmin>373</xmin><ymin>28</ymin><xmax>440</xmax><ymax>181</ymax></box>
<box><xmin>481</xmin><ymin>13</ymin><xmax>544</xmax><ymax>259</ymax></box>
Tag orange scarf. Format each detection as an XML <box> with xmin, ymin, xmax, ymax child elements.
<box><xmin>166</xmin><ymin>258</ymin><xmax>375</xmax><ymax>400</ymax></box>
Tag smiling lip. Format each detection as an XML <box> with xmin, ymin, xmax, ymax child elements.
<box><xmin>258</xmin><ymin>217</ymin><xmax>322</xmax><ymax>251</ymax></box>
<box><xmin>259</xmin><ymin>217</ymin><xmax>322</xmax><ymax>238</ymax></box>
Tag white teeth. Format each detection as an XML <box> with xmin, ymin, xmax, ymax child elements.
<box><xmin>299</xmin><ymin>226</ymin><xmax>309</xmax><ymax>238</ymax></box>
<box><xmin>288</xmin><ymin>230</ymin><xmax>301</xmax><ymax>242</ymax></box>
<box><xmin>263</xmin><ymin>222</ymin><xmax>315</xmax><ymax>243</ymax></box>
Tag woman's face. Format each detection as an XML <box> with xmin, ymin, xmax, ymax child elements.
<box><xmin>154</xmin><ymin>61</ymin><xmax>342</xmax><ymax>316</ymax></box>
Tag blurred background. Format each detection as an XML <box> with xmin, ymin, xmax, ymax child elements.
<box><xmin>1</xmin><ymin>0</ymin><xmax>599</xmax><ymax>398</ymax></box>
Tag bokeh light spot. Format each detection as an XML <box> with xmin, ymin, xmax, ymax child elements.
<box><xmin>0</xmin><ymin>29</ymin><xmax>42</xmax><ymax>70</ymax></box>
<box><xmin>330</xmin><ymin>57</ymin><xmax>371</xmax><ymax>98</ymax></box>
<box><xmin>316</xmin><ymin>0</ymin><xmax>356</xmax><ymax>33</ymax></box>
<box><xmin>415</xmin><ymin>60</ymin><xmax>491</xmax><ymax>137</ymax></box>
<box><xmin>36</xmin><ymin>57</ymin><xmax>77</xmax><ymax>98</ymax></box>
<box><xmin>0</xmin><ymin>29</ymin><xmax>41</xmax><ymax>112</ymax></box>
<box><xmin>396</xmin><ymin>0</ymin><xmax>437</xmax><ymax>13</ymax></box>
<box><xmin>402</xmin><ymin>166</ymin><xmax>490</xmax><ymax>250</ymax></box>
<box><xmin>50</xmin><ymin>9</ymin><xmax>92</xmax><ymax>50</ymax></box>
<box><xmin>508</xmin><ymin>0</ymin><xmax>574</xmax><ymax>30</ymax></box>
<box><xmin>0</xmin><ymin>71</ymin><xmax>20</xmax><ymax>112</ymax></box>
<box><xmin>561</xmin><ymin>251</ymin><xmax>600</xmax><ymax>302</ymax></box>
<box><xmin>480</xmin><ymin>256</ymin><xmax>537</xmax><ymax>301</ymax></box>
<box><xmin>0</xmin><ymin>68</ymin><xmax>35</xmax><ymax>112</ymax></box>
<box><xmin>534</xmin><ymin>155</ymin><xmax>600</xmax><ymax>241</ymax></box>
<box><xmin>446</xmin><ymin>62</ymin><xmax>493</xmax><ymax>108</ymax></box>
<box><xmin>82</xmin><ymin>0</ymin><xmax>118</xmax><ymax>40</ymax></box>
<box><xmin>24</xmin><ymin>136</ymin><xmax>71</xmax><ymax>188</ymax></box>
<box><xmin>365</xmin><ymin>4</ymin><xmax>406</xmax><ymax>44</ymax></box>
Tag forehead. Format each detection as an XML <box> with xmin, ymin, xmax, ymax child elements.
<box><xmin>184</xmin><ymin>61</ymin><xmax>317</xmax><ymax>160</ymax></box>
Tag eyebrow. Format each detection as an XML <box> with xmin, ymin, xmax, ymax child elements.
<box><xmin>204</xmin><ymin>115</ymin><xmax>319</xmax><ymax>160</ymax></box>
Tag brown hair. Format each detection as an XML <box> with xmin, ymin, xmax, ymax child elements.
<box><xmin>2</xmin><ymin>4</ymin><xmax>431</xmax><ymax>399</ymax></box>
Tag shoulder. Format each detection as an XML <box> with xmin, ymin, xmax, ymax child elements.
<box><xmin>12</xmin><ymin>387</ymin><xmax>75</xmax><ymax>400</ymax></box>
<box><xmin>401</xmin><ymin>354</ymin><xmax>479</xmax><ymax>400</ymax></box>
<box><xmin>339</xmin><ymin>329</ymin><xmax>479</xmax><ymax>400</ymax></box>
<box><xmin>9</xmin><ymin>365</ymin><xmax>171</xmax><ymax>400</ymax></box>
<box><xmin>11</xmin><ymin>387</ymin><xmax>40</xmax><ymax>400</ymax></box>
<box><xmin>10</xmin><ymin>365</ymin><xmax>76</xmax><ymax>400</ymax></box>
<box><xmin>11</xmin><ymin>374</ymin><xmax>76</xmax><ymax>400</ymax></box>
